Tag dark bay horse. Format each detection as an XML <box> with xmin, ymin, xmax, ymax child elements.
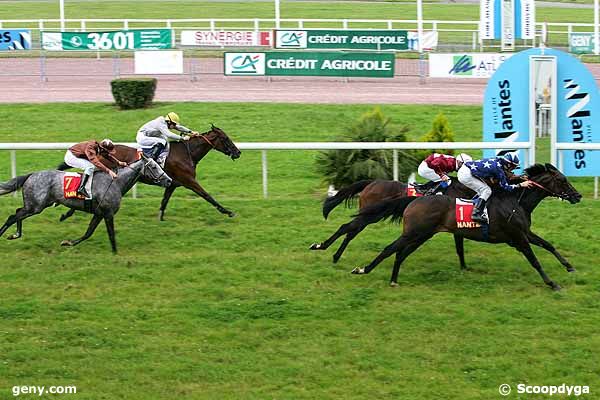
<box><xmin>349</xmin><ymin>164</ymin><xmax>581</xmax><ymax>290</ymax></box>
<box><xmin>0</xmin><ymin>157</ymin><xmax>171</xmax><ymax>252</ymax></box>
<box><xmin>312</xmin><ymin>179</ymin><xmax>476</xmax><ymax>266</ymax></box>
<box><xmin>59</xmin><ymin>125</ymin><xmax>241</xmax><ymax>221</ymax></box>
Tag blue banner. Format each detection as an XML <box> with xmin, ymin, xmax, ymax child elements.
<box><xmin>484</xmin><ymin>48</ymin><xmax>600</xmax><ymax>176</ymax></box>
<box><xmin>482</xmin><ymin>48</ymin><xmax>531</xmax><ymax>171</ymax></box>
<box><xmin>552</xmin><ymin>48</ymin><xmax>600</xmax><ymax>176</ymax></box>
<box><xmin>0</xmin><ymin>29</ymin><xmax>31</xmax><ymax>50</ymax></box>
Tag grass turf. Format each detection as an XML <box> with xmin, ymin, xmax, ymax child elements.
<box><xmin>0</xmin><ymin>102</ymin><xmax>599</xmax><ymax>399</ymax></box>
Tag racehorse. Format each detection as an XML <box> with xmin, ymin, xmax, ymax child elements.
<box><xmin>58</xmin><ymin>124</ymin><xmax>241</xmax><ymax>222</ymax></box>
<box><xmin>0</xmin><ymin>156</ymin><xmax>171</xmax><ymax>253</ymax></box>
<box><xmin>348</xmin><ymin>164</ymin><xmax>581</xmax><ymax>290</ymax></box>
<box><xmin>312</xmin><ymin>179</ymin><xmax>476</xmax><ymax>267</ymax></box>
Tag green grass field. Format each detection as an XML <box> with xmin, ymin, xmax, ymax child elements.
<box><xmin>1</xmin><ymin>102</ymin><xmax>599</xmax><ymax>399</ymax></box>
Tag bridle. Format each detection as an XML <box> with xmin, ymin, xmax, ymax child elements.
<box><xmin>527</xmin><ymin>178</ymin><xmax>573</xmax><ymax>201</ymax></box>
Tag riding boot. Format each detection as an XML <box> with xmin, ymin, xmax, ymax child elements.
<box><xmin>76</xmin><ymin>172</ymin><xmax>91</xmax><ymax>198</ymax></box>
<box><xmin>149</xmin><ymin>143</ymin><xmax>165</xmax><ymax>161</ymax></box>
<box><xmin>471</xmin><ymin>198</ymin><xmax>487</xmax><ymax>223</ymax></box>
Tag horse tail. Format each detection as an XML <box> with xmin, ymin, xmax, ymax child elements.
<box><xmin>355</xmin><ymin>195</ymin><xmax>418</xmax><ymax>225</ymax></box>
<box><xmin>0</xmin><ymin>173</ymin><xmax>33</xmax><ymax>196</ymax></box>
<box><xmin>56</xmin><ymin>162</ymin><xmax>70</xmax><ymax>171</ymax></box>
<box><xmin>323</xmin><ymin>180</ymin><xmax>373</xmax><ymax>219</ymax></box>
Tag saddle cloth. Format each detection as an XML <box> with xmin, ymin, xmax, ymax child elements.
<box><xmin>406</xmin><ymin>183</ymin><xmax>424</xmax><ymax>197</ymax></box>
<box><xmin>63</xmin><ymin>172</ymin><xmax>93</xmax><ymax>200</ymax></box>
<box><xmin>455</xmin><ymin>198</ymin><xmax>488</xmax><ymax>228</ymax></box>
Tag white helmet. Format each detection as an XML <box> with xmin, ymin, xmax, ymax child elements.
<box><xmin>455</xmin><ymin>153</ymin><xmax>472</xmax><ymax>168</ymax></box>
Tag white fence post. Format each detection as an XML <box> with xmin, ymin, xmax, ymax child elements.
<box><xmin>393</xmin><ymin>149</ymin><xmax>399</xmax><ymax>181</ymax></box>
<box><xmin>10</xmin><ymin>150</ymin><xmax>16</xmax><ymax>197</ymax></box>
<box><xmin>261</xmin><ymin>150</ymin><xmax>268</xmax><ymax>199</ymax></box>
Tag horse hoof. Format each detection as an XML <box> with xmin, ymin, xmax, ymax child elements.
<box><xmin>332</xmin><ymin>256</ymin><xmax>340</xmax><ymax>264</ymax></box>
<box><xmin>389</xmin><ymin>282</ymin><xmax>399</xmax><ymax>288</ymax></box>
<box><xmin>567</xmin><ymin>267</ymin><xmax>576</xmax><ymax>273</ymax></box>
<box><xmin>552</xmin><ymin>284</ymin><xmax>562</xmax><ymax>291</ymax></box>
<box><xmin>7</xmin><ymin>234</ymin><xmax>21</xmax><ymax>240</ymax></box>
<box><xmin>351</xmin><ymin>267</ymin><xmax>365</xmax><ymax>274</ymax></box>
<box><xmin>309</xmin><ymin>243</ymin><xmax>321</xmax><ymax>250</ymax></box>
<box><xmin>61</xmin><ymin>240</ymin><xmax>73</xmax><ymax>247</ymax></box>
<box><xmin>227</xmin><ymin>212</ymin><xmax>236</xmax><ymax>218</ymax></box>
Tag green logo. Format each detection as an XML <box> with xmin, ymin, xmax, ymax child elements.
<box><xmin>450</xmin><ymin>55</ymin><xmax>475</xmax><ymax>76</ymax></box>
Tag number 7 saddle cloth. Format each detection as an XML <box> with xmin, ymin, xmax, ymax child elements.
<box><xmin>63</xmin><ymin>172</ymin><xmax>93</xmax><ymax>200</ymax></box>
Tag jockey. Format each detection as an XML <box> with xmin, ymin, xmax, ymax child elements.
<box><xmin>418</xmin><ymin>153</ymin><xmax>472</xmax><ymax>190</ymax></box>
<box><xmin>457</xmin><ymin>152</ymin><xmax>533</xmax><ymax>223</ymax></box>
<box><xmin>136</xmin><ymin>112</ymin><xmax>197</xmax><ymax>166</ymax></box>
<box><xmin>64</xmin><ymin>139</ymin><xmax>127</xmax><ymax>198</ymax></box>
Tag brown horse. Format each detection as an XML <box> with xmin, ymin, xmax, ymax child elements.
<box><xmin>349</xmin><ymin>164</ymin><xmax>581</xmax><ymax>290</ymax></box>
<box><xmin>59</xmin><ymin>125</ymin><xmax>241</xmax><ymax>221</ymax></box>
<box><xmin>313</xmin><ymin>179</ymin><xmax>475</xmax><ymax>266</ymax></box>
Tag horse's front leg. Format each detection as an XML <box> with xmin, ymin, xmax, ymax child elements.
<box><xmin>527</xmin><ymin>231</ymin><xmax>575</xmax><ymax>272</ymax></box>
<box><xmin>158</xmin><ymin>184</ymin><xmax>177</xmax><ymax>221</ymax></box>
<box><xmin>516</xmin><ymin>240</ymin><xmax>561</xmax><ymax>291</ymax></box>
<box><xmin>104</xmin><ymin>215</ymin><xmax>117</xmax><ymax>254</ymax></box>
<box><xmin>184</xmin><ymin>179</ymin><xmax>235</xmax><ymax>217</ymax></box>
<box><xmin>61</xmin><ymin>214</ymin><xmax>103</xmax><ymax>248</ymax></box>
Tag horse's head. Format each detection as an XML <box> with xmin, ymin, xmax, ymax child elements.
<box><xmin>139</xmin><ymin>155</ymin><xmax>172</xmax><ymax>188</ymax></box>
<box><xmin>525</xmin><ymin>163</ymin><xmax>582</xmax><ymax>204</ymax></box>
<box><xmin>200</xmin><ymin>124</ymin><xmax>241</xmax><ymax>160</ymax></box>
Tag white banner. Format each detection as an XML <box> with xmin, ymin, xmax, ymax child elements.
<box><xmin>480</xmin><ymin>0</ymin><xmax>496</xmax><ymax>40</ymax></box>
<box><xmin>180</xmin><ymin>31</ymin><xmax>271</xmax><ymax>47</ymax></box>
<box><xmin>429</xmin><ymin>53</ymin><xmax>513</xmax><ymax>78</ymax></box>
<box><xmin>408</xmin><ymin>31</ymin><xmax>438</xmax><ymax>51</ymax></box>
<box><xmin>134</xmin><ymin>50</ymin><xmax>183</xmax><ymax>74</ymax></box>
<box><xmin>519</xmin><ymin>0</ymin><xmax>535</xmax><ymax>40</ymax></box>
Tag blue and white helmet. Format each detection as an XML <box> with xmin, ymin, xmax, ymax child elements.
<box><xmin>502</xmin><ymin>152</ymin><xmax>520</xmax><ymax>166</ymax></box>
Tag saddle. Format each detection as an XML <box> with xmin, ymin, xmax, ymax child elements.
<box><xmin>63</xmin><ymin>172</ymin><xmax>93</xmax><ymax>200</ymax></box>
<box><xmin>455</xmin><ymin>198</ymin><xmax>488</xmax><ymax>228</ymax></box>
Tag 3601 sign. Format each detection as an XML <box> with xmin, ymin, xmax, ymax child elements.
<box><xmin>42</xmin><ymin>29</ymin><xmax>173</xmax><ymax>51</ymax></box>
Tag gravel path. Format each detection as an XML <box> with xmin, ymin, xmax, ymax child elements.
<box><xmin>1</xmin><ymin>56</ymin><xmax>599</xmax><ymax>105</ymax></box>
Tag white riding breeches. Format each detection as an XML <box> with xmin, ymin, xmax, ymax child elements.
<box><xmin>457</xmin><ymin>165</ymin><xmax>492</xmax><ymax>201</ymax></box>
<box><xmin>64</xmin><ymin>150</ymin><xmax>95</xmax><ymax>175</ymax></box>
<box><xmin>418</xmin><ymin>161</ymin><xmax>442</xmax><ymax>181</ymax></box>
<box><xmin>136</xmin><ymin>132</ymin><xmax>167</xmax><ymax>149</ymax></box>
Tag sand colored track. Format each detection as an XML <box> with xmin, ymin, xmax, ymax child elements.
<box><xmin>2</xmin><ymin>57</ymin><xmax>600</xmax><ymax>104</ymax></box>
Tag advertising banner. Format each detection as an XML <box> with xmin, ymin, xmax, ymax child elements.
<box><xmin>180</xmin><ymin>31</ymin><xmax>271</xmax><ymax>47</ymax></box>
<box><xmin>0</xmin><ymin>29</ymin><xmax>31</xmax><ymax>50</ymax></box>
<box><xmin>274</xmin><ymin>30</ymin><xmax>408</xmax><ymax>51</ymax></box>
<box><xmin>407</xmin><ymin>31</ymin><xmax>438</xmax><ymax>51</ymax></box>
<box><xmin>480</xmin><ymin>0</ymin><xmax>535</xmax><ymax>40</ymax></box>
<box><xmin>224</xmin><ymin>52</ymin><xmax>395</xmax><ymax>78</ymax></box>
<box><xmin>134</xmin><ymin>50</ymin><xmax>183</xmax><ymax>74</ymax></box>
<box><xmin>429</xmin><ymin>53</ymin><xmax>512</xmax><ymax>78</ymax></box>
<box><xmin>42</xmin><ymin>29</ymin><xmax>173</xmax><ymax>51</ymax></box>
<box><xmin>483</xmin><ymin>48</ymin><xmax>600</xmax><ymax>176</ymax></box>
<box><xmin>569</xmin><ymin>33</ymin><xmax>595</xmax><ymax>54</ymax></box>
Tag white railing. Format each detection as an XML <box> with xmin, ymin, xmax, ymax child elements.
<box><xmin>2</xmin><ymin>17</ymin><xmax>600</xmax><ymax>53</ymax></box>
<box><xmin>0</xmin><ymin>141</ymin><xmax>535</xmax><ymax>198</ymax></box>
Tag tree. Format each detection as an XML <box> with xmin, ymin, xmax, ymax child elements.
<box><xmin>316</xmin><ymin>107</ymin><xmax>420</xmax><ymax>188</ymax></box>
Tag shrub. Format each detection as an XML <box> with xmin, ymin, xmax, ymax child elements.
<box><xmin>316</xmin><ymin>107</ymin><xmax>420</xmax><ymax>188</ymax></box>
<box><xmin>416</xmin><ymin>112</ymin><xmax>456</xmax><ymax>160</ymax></box>
<box><xmin>111</xmin><ymin>78</ymin><xmax>157</xmax><ymax>110</ymax></box>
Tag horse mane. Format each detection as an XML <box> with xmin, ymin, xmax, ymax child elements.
<box><xmin>524</xmin><ymin>163</ymin><xmax>558</xmax><ymax>177</ymax></box>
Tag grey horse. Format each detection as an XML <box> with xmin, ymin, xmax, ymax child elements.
<box><xmin>0</xmin><ymin>156</ymin><xmax>172</xmax><ymax>253</ymax></box>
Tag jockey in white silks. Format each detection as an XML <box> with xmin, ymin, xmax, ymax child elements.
<box><xmin>136</xmin><ymin>112</ymin><xmax>197</xmax><ymax>166</ymax></box>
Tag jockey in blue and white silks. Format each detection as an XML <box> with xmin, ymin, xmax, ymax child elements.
<box><xmin>457</xmin><ymin>152</ymin><xmax>532</xmax><ymax>223</ymax></box>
